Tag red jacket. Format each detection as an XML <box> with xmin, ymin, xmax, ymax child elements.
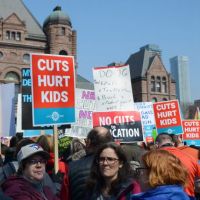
<box><xmin>47</xmin><ymin>152</ymin><xmax>67</xmax><ymax>176</ymax></box>
<box><xmin>162</xmin><ymin>146</ymin><xmax>200</xmax><ymax>197</ymax></box>
<box><xmin>47</xmin><ymin>153</ymin><xmax>69</xmax><ymax>199</ymax></box>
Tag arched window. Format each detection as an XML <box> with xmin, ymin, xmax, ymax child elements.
<box><xmin>61</xmin><ymin>27</ymin><xmax>65</xmax><ymax>35</ymax></box>
<box><xmin>152</xmin><ymin>97</ymin><xmax>157</xmax><ymax>102</ymax></box>
<box><xmin>59</xmin><ymin>50</ymin><xmax>68</xmax><ymax>55</ymax></box>
<box><xmin>5</xmin><ymin>71</ymin><xmax>20</xmax><ymax>82</ymax></box>
<box><xmin>162</xmin><ymin>77</ymin><xmax>167</xmax><ymax>93</ymax></box>
<box><xmin>156</xmin><ymin>76</ymin><xmax>161</xmax><ymax>92</ymax></box>
<box><xmin>151</xmin><ymin>76</ymin><xmax>155</xmax><ymax>92</ymax></box>
<box><xmin>23</xmin><ymin>54</ymin><xmax>30</xmax><ymax>63</ymax></box>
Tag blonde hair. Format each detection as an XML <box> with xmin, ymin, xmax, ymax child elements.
<box><xmin>143</xmin><ymin>150</ymin><xmax>188</xmax><ymax>187</ymax></box>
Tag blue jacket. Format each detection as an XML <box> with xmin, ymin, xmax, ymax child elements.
<box><xmin>131</xmin><ymin>185</ymin><xmax>190</xmax><ymax>200</ymax></box>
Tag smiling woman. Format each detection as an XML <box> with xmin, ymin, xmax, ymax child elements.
<box><xmin>85</xmin><ymin>142</ymin><xmax>141</xmax><ymax>200</ymax></box>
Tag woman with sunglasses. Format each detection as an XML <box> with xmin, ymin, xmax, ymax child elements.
<box><xmin>2</xmin><ymin>143</ymin><xmax>59</xmax><ymax>200</ymax></box>
<box><xmin>85</xmin><ymin>142</ymin><xmax>141</xmax><ymax>200</ymax></box>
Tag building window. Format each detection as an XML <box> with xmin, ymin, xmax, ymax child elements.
<box><xmin>61</xmin><ymin>27</ymin><xmax>65</xmax><ymax>35</ymax></box>
<box><xmin>5</xmin><ymin>71</ymin><xmax>20</xmax><ymax>82</ymax></box>
<box><xmin>11</xmin><ymin>32</ymin><xmax>16</xmax><ymax>40</ymax></box>
<box><xmin>6</xmin><ymin>31</ymin><xmax>10</xmax><ymax>39</ymax></box>
<box><xmin>162</xmin><ymin>77</ymin><xmax>167</xmax><ymax>93</ymax></box>
<box><xmin>16</xmin><ymin>32</ymin><xmax>21</xmax><ymax>41</ymax></box>
<box><xmin>152</xmin><ymin>97</ymin><xmax>157</xmax><ymax>102</ymax></box>
<box><xmin>0</xmin><ymin>51</ymin><xmax>3</xmax><ymax>60</ymax></box>
<box><xmin>23</xmin><ymin>54</ymin><xmax>30</xmax><ymax>63</ymax></box>
<box><xmin>156</xmin><ymin>76</ymin><xmax>161</xmax><ymax>92</ymax></box>
<box><xmin>151</xmin><ymin>76</ymin><xmax>156</xmax><ymax>92</ymax></box>
<box><xmin>6</xmin><ymin>31</ymin><xmax>21</xmax><ymax>41</ymax></box>
<box><xmin>163</xmin><ymin>98</ymin><xmax>168</xmax><ymax>101</ymax></box>
<box><xmin>59</xmin><ymin>50</ymin><xmax>68</xmax><ymax>55</ymax></box>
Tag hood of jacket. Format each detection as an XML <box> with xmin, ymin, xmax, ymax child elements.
<box><xmin>2</xmin><ymin>176</ymin><xmax>44</xmax><ymax>200</ymax></box>
<box><xmin>131</xmin><ymin>185</ymin><xmax>190</xmax><ymax>200</ymax></box>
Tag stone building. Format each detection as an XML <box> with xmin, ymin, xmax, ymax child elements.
<box><xmin>0</xmin><ymin>0</ymin><xmax>93</xmax><ymax>97</ymax></box>
<box><xmin>126</xmin><ymin>44</ymin><xmax>176</xmax><ymax>102</ymax></box>
<box><xmin>0</xmin><ymin>1</ymin><xmax>175</xmax><ymax>104</ymax></box>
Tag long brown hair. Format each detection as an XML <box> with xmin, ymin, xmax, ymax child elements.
<box><xmin>86</xmin><ymin>142</ymin><xmax>132</xmax><ymax>195</ymax></box>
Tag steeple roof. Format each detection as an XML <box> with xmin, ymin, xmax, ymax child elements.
<box><xmin>126</xmin><ymin>44</ymin><xmax>163</xmax><ymax>79</ymax></box>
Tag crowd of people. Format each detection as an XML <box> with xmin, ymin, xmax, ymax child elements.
<box><xmin>0</xmin><ymin>127</ymin><xmax>200</xmax><ymax>200</ymax></box>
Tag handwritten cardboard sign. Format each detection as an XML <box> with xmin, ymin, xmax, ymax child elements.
<box><xmin>93</xmin><ymin>65</ymin><xmax>134</xmax><ymax>111</ymax></box>
<box><xmin>135</xmin><ymin>102</ymin><xmax>155</xmax><ymax>143</ymax></box>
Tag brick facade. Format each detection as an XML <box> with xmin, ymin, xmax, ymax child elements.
<box><xmin>127</xmin><ymin>45</ymin><xmax>176</xmax><ymax>103</ymax></box>
<box><xmin>0</xmin><ymin>7</ymin><xmax>77</xmax><ymax>84</ymax></box>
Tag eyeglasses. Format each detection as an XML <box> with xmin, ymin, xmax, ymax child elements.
<box><xmin>29</xmin><ymin>159</ymin><xmax>47</xmax><ymax>165</ymax></box>
<box><xmin>98</xmin><ymin>156</ymin><xmax>119</xmax><ymax>165</ymax></box>
<box><xmin>135</xmin><ymin>167</ymin><xmax>148</xmax><ymax>176</ymax></box>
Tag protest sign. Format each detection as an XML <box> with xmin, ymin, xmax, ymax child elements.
<box><xmin>93</xmin><ymin>65</ymin><xmax>134</xmax><ymax>111</ymax></box>
<box><xmin>65</xmin><ymin>88</ymin><xmax>96</xmax><ymax>138</ymax></box>
<box><xmin>0</xmin><ymin>83</ymin><xmax>15</xmax><ymax>136</ymax></box>
<box><xmin>93</xmin><ymin>111</ymin><xmax>143</xmax><ymax>142</ymax></box>
<box><xmin>16</xmin><ymin>94</ymin><xmax>23</xmax><ymax>133</ymax></box>
<box><xmin>22</xmin><ymin>68</ymin><xmax>42</xmax><ymax>129</ymax></box>
<box><xmin>31</xmin><ymin>54</ymin><xmax>75</xmax><ymax>126</ymax></box>
<box><xmin>182</xmin><ymin>120</ymin><xmax>200</xmax><ymax>146</ymax></box>
<box><xmin>135</xmin><ymin>102</ymin><xmax>156</xmax><ymax>143</ymax></box>
<box><xmin>75</xmin><ymin>89</ymin><xmax>95</xmax><ymax>127</ymax></box>
<box><xmin>153</xmin><ymin>100</ymin><xmax>183</xmax><ymax>135</ymax></box>
<box><xmin>21</xmin><ymin>68</ymin><xmax>70</xmax><ymax>131</ymax></box>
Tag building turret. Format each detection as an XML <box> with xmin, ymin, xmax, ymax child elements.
<box><xmin>43</xmin><ymin>6</ymin><xmax>77</xmax><ymax>67</ymax></box>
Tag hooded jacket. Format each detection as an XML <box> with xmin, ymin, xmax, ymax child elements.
<box><xmin>131</xmin><ymin>185</ymin><xmax>190</xmax><ymax>200</ymax></box>
<box><xmin>2</xmin><ymin>176</ymin><xmax>59</xmax><ymax>200</ymax></box>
